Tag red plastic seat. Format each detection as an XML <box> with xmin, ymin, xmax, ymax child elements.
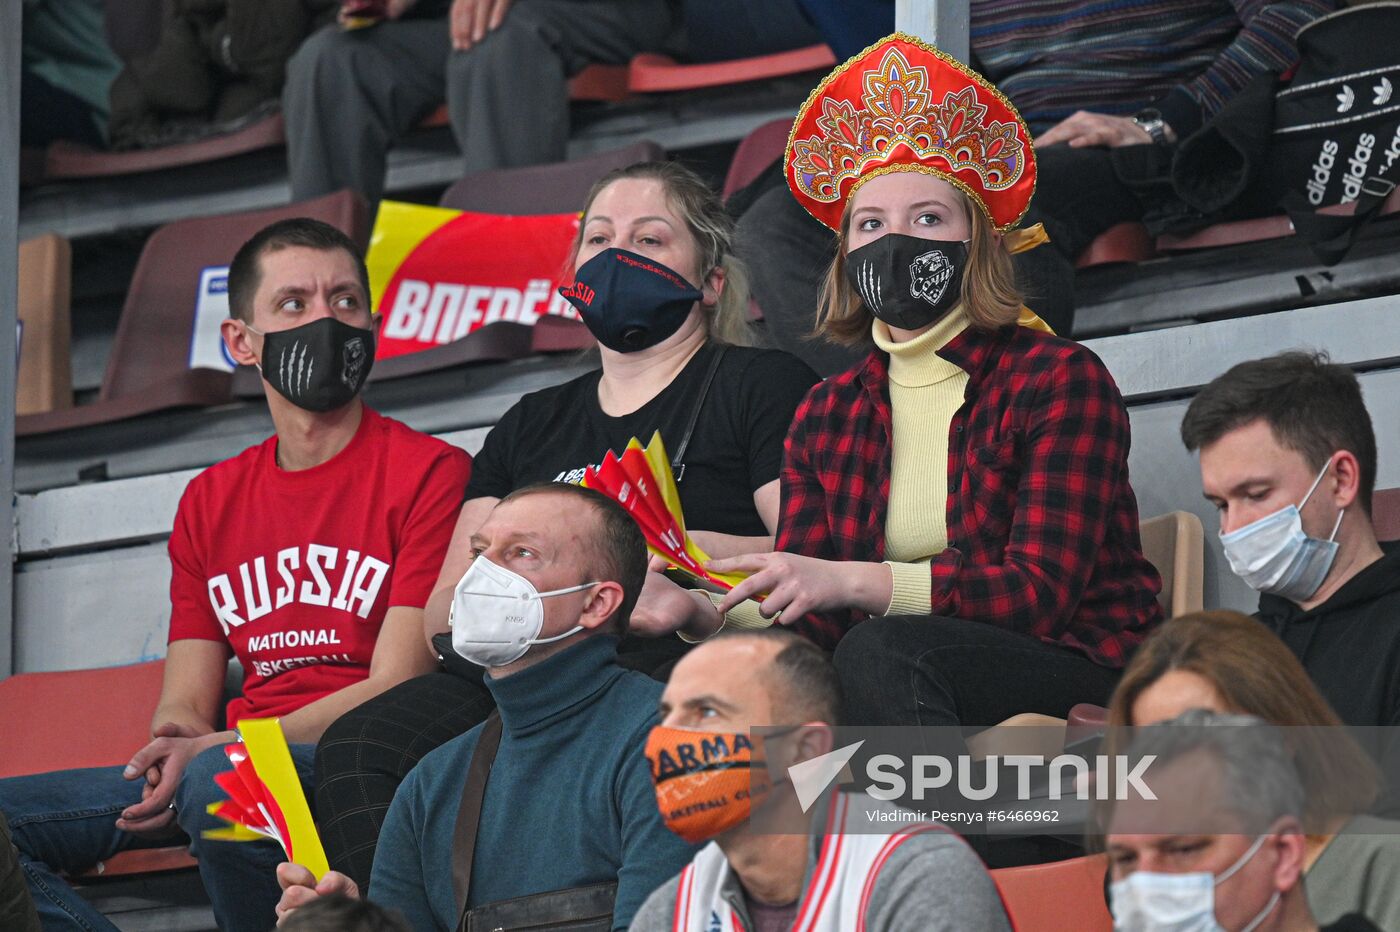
<box><xmin>628</xmin><ymin>44</ymin><xmax>836</xmax><ymax>93</ymax></box>
<box><xmin>568</xmin><ymin>63</ymin><xmax>631</xmax><ymax>102</ymax></box>
<box><xmin>16</xmin><ymin>189</ymin><xmax>369</xmax><ymax>435</ymax></box>
<box><xmin>529</xmin><ymin>314</ymin><xmax>595</xmax><ymax>353</ymax></box>
<box><xmin>1156</xmin><ymin>215</ymin><xmax>1295</xmax><ymax>252</ymax></box>
<box><xmin>1068</xmin><ymin>702</ymin><xmax>1109</xmax><ymax>733</ymax></box>
<box><xmin>439</xmin><ymin>140</ymin><xmax>662</xmax><ymax>214</ymax></box>
<box><xmin>992</xmin><ymin>854</ymin><xmax>1113</xmax><ymax>932</ymax></box>
<box><xmin>722</xmin><ymin>117</ymin><xmax>790</xmax><ymax>199</ymax></box>
<box><xmin>43</xmin><ymin>113</ymin><xmax>287</xmax><ymax>181</ymax></box>
<box><xmin>0</xmin><ymin>661</ymin><xmax>196</xmax><ymax>880</ymax></box>
<box><xmin>418</xmin><ymin>63</ymin><xmax>630</xmax><ymax>129</ymax></box>
<box><xmin>1075</xmin><ymin>222</ymin><xmax>1157</xmax><ymax>268</ymax></box>
<box><xmin>0</xmin><ymin>662</ymin><xmax>167</xmax><ymax>779</ymax></box>
<box><xmin>1157</xmin><ymin>188</ymin><xmax>1400</xmax><ymax>253</ymax></box>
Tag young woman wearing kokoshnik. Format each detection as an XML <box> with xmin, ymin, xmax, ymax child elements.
<box><xmin>310</xmin><ymin>160</ymin><xmax>818</xmax><ymax>889</ymax></box>
<box><xmin>710</xmin><ymin>34</ymin><xmax>1164</xmax><ymax>730</ymax></box>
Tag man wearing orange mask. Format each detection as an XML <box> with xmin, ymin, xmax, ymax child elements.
<box><xmin>633</xmin><ymin>629</ymin><xmax>1011</xmax><ymax>931</ymax></box>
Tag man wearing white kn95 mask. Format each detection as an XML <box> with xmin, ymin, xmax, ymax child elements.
<box><xmin>1105</xmin><ymin>710</ymin><xmax>1379</xmax><ymax>932</ymax></box>
<box><xmin>275</xmin><ymin>482</ymin><xmax>695</xmax><ymax>931</ymax></box>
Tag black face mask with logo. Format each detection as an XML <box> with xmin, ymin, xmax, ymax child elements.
<box><xmin>844</xmin><ymin>232</ymin><xmax>969</xmax><ymax>331</ymax></box>
<box><xmin>558</xmin><ymin>248</ymin><xmax>703</xmax><ymax>353</ymax></box>
<box><xmin>253</xmin><ymin>317</ymin><xmax>375</xmax><ymax>412</ymax></box>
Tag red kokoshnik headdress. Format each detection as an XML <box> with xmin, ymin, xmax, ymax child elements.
<box><xmin>786</xmin><ymin>32</ymin><xmax>1037</xmax><ymax>233</ymax></box>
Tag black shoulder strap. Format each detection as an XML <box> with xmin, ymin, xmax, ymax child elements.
<box><xmin>453</xmin><ymin>711</ymin><xmax>503</xmax><ymax>931</ymax></box>
<box><xmin>1285</xmin><ymin>174</ymin><xmax>1398</xmax><ymax>266</ymax></box>
<box><xmin>671</xmin><ymin>346</ymin><xmax>727</xmax><ymax>483</ymax></box>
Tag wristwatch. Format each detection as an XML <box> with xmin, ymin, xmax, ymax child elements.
<box><xmin>1132</xmin><ymin>108</ymin><xmax>1176</xmax><ymax>146</ymax></box>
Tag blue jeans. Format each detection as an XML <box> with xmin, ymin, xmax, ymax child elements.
<box><xmin>0</xmin><ymin>742</ymin><xmax>316</xmax><ymax>932</ymax></box>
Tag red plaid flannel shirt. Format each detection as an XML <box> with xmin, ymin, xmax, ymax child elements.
<box><xmin>778</xmin><ymin>324</ymin><xmax>1162</xmax><ymax>668</ymax></box>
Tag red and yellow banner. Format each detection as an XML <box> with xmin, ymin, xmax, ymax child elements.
<box><xmin>367</xmin><ymin>201</ymin><xmax>583</xmax><ymax>360</ymax></box>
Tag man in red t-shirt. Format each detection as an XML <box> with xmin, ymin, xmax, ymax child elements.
<box><xmin>0</xmin><ymin>218</ymin><xmax>471</xmax><ymax>932</ymax></box>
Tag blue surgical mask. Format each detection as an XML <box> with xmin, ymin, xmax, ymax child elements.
<box><xmin>1110</xmin><ymin>834</ymin><xmax>1280</xmax><ymax>932</ymax></box>
<box><xmin>1219</xmin><ymin>460</ymin><xmax>1343</xmax><ymax>603</ymax></box>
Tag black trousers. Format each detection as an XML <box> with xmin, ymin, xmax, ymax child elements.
<box><xmin>313</xmin><ymin>634</ymin><xmax>690</xmax><ymax>889</ymax></box>
<box><xmin>832</xmin><ymin>614</ymin><xmax>1121</xmax><ymax>729</ymax></box>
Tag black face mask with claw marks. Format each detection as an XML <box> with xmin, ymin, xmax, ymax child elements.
<box><xmin>845</xmin><ymin>233</ymin><xmax>969</xmax><ymax>330</ymax></box>
<box><xmin>254</xmin><ymin>317</ymin><xmax>375</xmax><ymax>412</ymax></box>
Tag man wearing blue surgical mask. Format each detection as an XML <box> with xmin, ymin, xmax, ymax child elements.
<box><xmin>1106</xmin><ymin>710</ymin><xmax>1379</xmax><ymax>932</ymax></box>
<box><xmin>1180</xmin><ymin>353</ymin><xmax>1400</xmax><ymax>750</ymax></box>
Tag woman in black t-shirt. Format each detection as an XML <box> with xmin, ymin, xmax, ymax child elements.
<box><xmin>442</xmin><ymin>160</ymin><xmax>818</xmax><ymax>641</ymax></box>
<box><xmin>312</xmin><ymin>161</ymin><xmax>818</xmax><ymax>888</ymax></box>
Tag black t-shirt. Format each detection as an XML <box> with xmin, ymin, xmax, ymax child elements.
<box><xmin>465</xmin><ymin>344</ymin><xmax>819</xmax><ymax>536</ymax></box>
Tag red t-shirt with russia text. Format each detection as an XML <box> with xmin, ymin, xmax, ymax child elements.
<box><xmin>167</xmin><ymin>406</ymin><xmax>471</xmax><ymax>726</ymax></box>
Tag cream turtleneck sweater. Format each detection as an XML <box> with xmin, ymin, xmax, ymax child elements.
<box><xmin>692</xmin><ymin>309</ymin><xmax>976</xmax><ymax>636</ymax></box>
<box><xmin>871</xmin><ymin>310</ymin><xmax>970</xmax><ymax>615</ymax></box>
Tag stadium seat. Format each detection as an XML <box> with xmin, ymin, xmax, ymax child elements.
<box><xmin>40</xmin><ymin>0</ymin><xmax>264</xmax><ymax>182</ymax></box>
<box><xmin>0</xmin><ymin>661</ymin><xmax>166</xmax><ymax>779</ymax></box>
<box><xmin>1075</xmin><ymin>223</ymin><xmax>1157</xmax><ymax>269</ymax></box>
<box><xmin>1374</xmin><ymin>487</ymin><xmax>1400</xmax><ymax>543</ymax></box>
<box><xmin>1157</xmin><ymin>188</ymin><xmax>1400</xmax><ymax>253</ymax></box>
<box><xmin>43</xmin><ymin>113</ymin><xmax>287</xmax><ymax>181</ymax></box>
<box><xmin>627</xmin><ymin>44</ymin><xmax>836</xmax><ymax>93</ymax></box>
<box><xmin>567</xmin><ymin>64</ymin><xmax>632</xmax><ymax>102</ymax></box>
<box><xmin>16</xmin><ymin>233</ymin><xmax>73</xmax><ymax>416</ymax></box>
<box><xmin>722</xmin><ymin>117</ymin><xmax>789</xmax><ymax>200</ymax></box>
<box><xmin>438</xmin><ymin>140</ymin><xmax>663</xmax><ymax>214</ymax></box>
<box><xmin>1138</xmin><ymin>511</ymin><xmax>1205</xmax><ymax>618</ymax></box>
<box><xmin>370</xmin><ymin>322</ymin><xmax>538</xmax><ymax>381</ymax></box>
<box><xmin>0</xmin><ymin>660</ymin><xmax>197</xmax><ymax>880</ymax></box>
<box><xmin>1068</xmin><ymin>703</ymin><xmax>1109</xmax><ymax>731</ymax></box>
<box><xmin>1156</xmin><ymin>214</ymin><xmax>1295</xmax><ymax>253</ymax></box>
<box><xmin>15</xmin><ymin>189</ymin><xmax>370</xmax><ymax>436</ymax></box>
<box><xmin>417</xmin><ymin>64</ymin><xmax>631</xmax><ymax>131</ymax></box>
<box><xmin>992</xmin><ymin>854</ymin><xmax>1113</xmax><ymax>932</ymax></box>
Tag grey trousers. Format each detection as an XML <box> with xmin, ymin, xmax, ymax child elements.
<box><xmin>283</xmin><ymin>0</ymin><xmax>680</xmax><ymax>203</ymax></box>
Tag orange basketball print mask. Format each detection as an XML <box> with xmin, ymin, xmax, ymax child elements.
<box><xmin>645</xmin><ymin>726</ymin><xmax>788</xmax><ymax>844</ymax></box>
<box><xmin>786</xmin><ymin>32</ymin><xmax>1037</xmax><ymax>233</ymax></box>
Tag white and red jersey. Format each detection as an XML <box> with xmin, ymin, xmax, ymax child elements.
<box><xmin>671</xmin><ymin>794</ymin><xmax>962</xmax><ymax>932</ymax></box>
<box><xmin>168</xmin><ymin>406</ymin><xmax>470</xmax><ymax>726</ymax></box>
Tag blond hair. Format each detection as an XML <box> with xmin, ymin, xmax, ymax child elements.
<box><xmin>814</xmin><ymin>177</ymin><xmax>1022</xmax><ymax>344</ymax></box>
<box><xmin>571</xmin><ymin>161</ymin><xmax>753</xmax><ymax>347</ymax></box>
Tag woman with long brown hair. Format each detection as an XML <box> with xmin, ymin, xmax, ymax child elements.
<box><xmin>1106</xmin><ymin>609</ymin><xmax>1399</xmax><ymax>929</ymax></box>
